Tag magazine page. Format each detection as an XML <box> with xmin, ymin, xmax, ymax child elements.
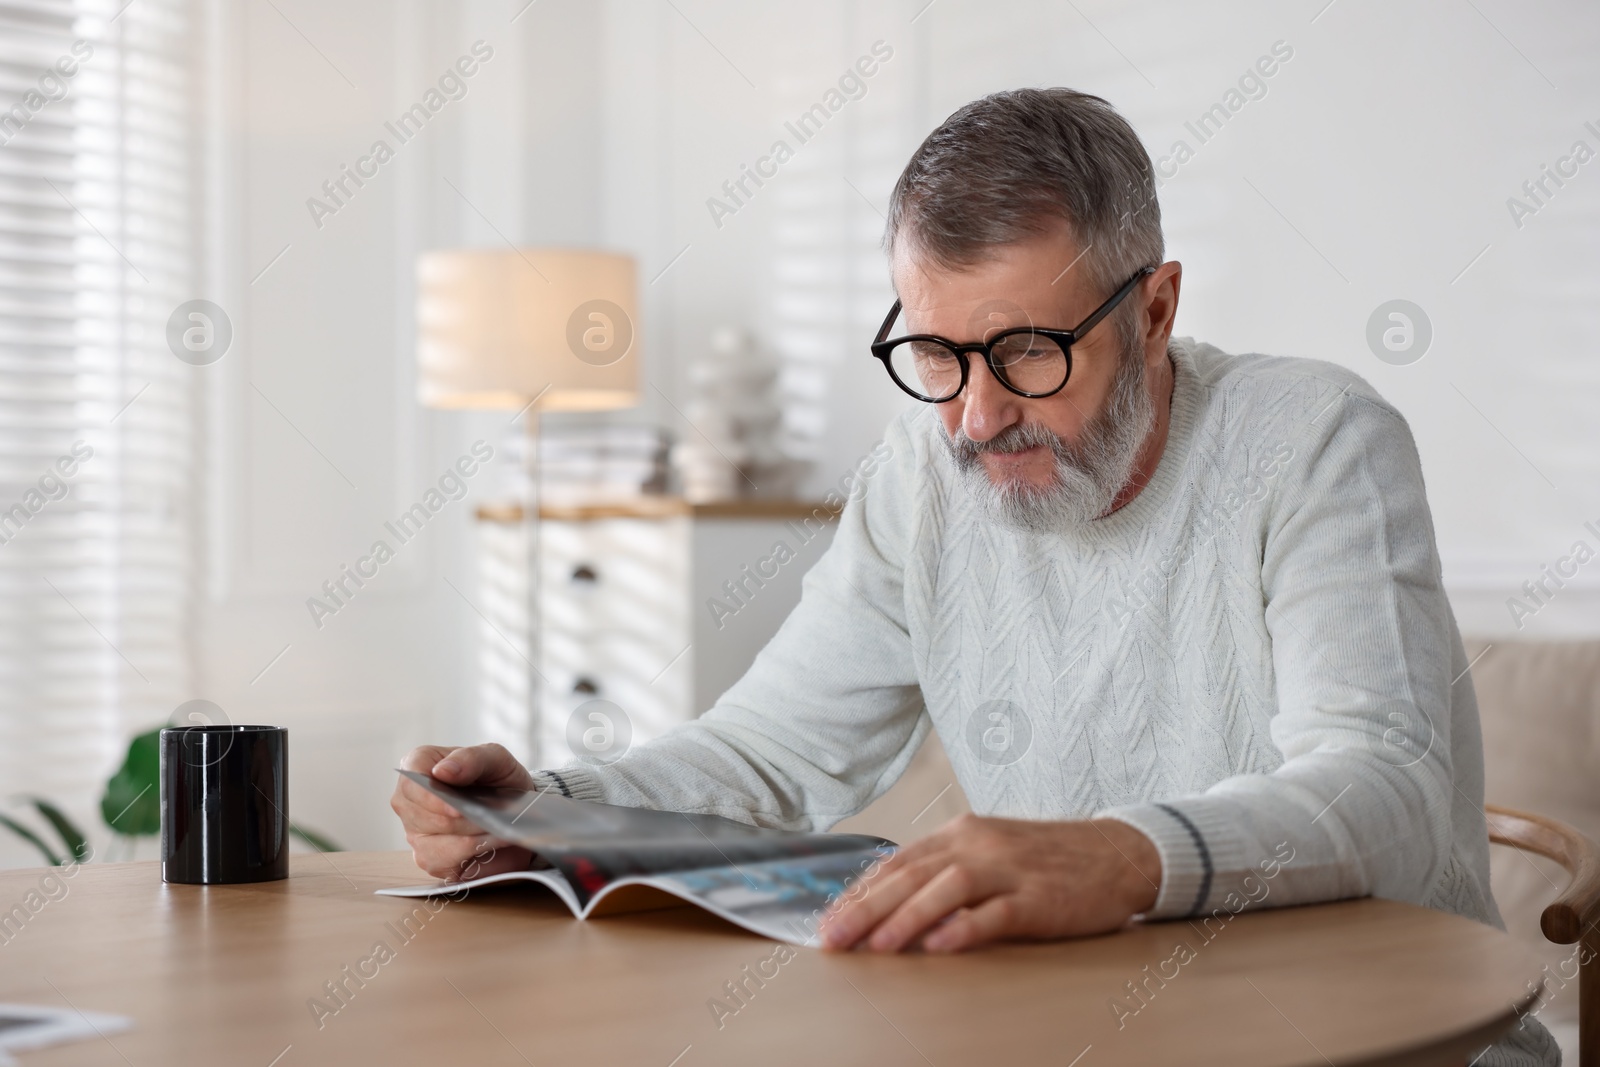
<box><xmin>399</xmin><ymin>771</ymin><xmax>894</xmax><ymax>908</ymax></box>
<box><xmin>376</xmin><ymin>848</ymin><xmax>896</xmax><ymax>946</ymax></box>
<box><xmin>377</xmin><ymin>844</ymin><xmax>902</xmax><ymax>947</ymax></box>
<box><xmin>627</xmin><ymin>846</ymin><xmax>894</xmax><ymax>946</ymax></box>
<box><xmin>376</xmin><ymin>867</ymin><xmax>585</xmax><ymax>914</ymax></box>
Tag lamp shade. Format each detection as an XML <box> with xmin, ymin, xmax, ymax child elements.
<box><xmin>416</xmin><ymin>248</ymin><xmax>639</xmax><ymax>412</ymax></box>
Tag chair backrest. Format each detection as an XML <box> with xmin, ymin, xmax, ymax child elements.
<box><xmin>1487</xmin><ymin>804</ymin><xmax>1600</xmax><ymax>1067</ymax></box>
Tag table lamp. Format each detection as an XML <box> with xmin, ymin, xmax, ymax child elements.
<box><xmin>417</xmin><ymin>248</ymin><xmax>639</xmax><ymax>411</ymax></box>
<box><xmin>416</xmin><ymin>247</ymin><xmax>641</xmax><ymax>761</ymax></box>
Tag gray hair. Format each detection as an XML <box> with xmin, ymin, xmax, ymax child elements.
<box><xmin>885</xmin><ymin>88</ymin><xmax>1163</xmax><ymax>339</ymax></box>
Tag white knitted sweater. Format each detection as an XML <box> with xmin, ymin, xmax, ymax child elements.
<box><xmin>538</xmin><ymin>338</ymin><xmax>1555</xmax><ymax>1065</ymax></box>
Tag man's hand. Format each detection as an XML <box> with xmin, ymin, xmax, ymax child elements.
<box><xmin>390</xmin><ymin>743</ymin><xmax>539</xmax><ymax>881</ymax></box>
<box><xmin>817</xmin><ymin>814</ymin><xmax>1162</xmax><ymax>953</ymax></box>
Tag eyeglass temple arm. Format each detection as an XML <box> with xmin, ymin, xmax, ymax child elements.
<box><xmin>874</xmin><ymin>299</ymin><xmax>904</xmax><ymax>344</ymax></box>
<box><xmin>1068</xmin><ymin>266</ymin><xmax>1155</xmax><ymax>341</ymax></box>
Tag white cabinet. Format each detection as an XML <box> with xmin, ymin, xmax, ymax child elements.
<box><xmin>477</xmin><ymin>501</ymin><xmax>836</xmax><ymax>769</ymax></box>
<box><xmin>537</xmin><ymin>515</ymin><xmax>692</xmax><ymax>767</ymax></box>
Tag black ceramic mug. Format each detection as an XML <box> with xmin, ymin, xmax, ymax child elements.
<box><xmin>160</xmin><ymin>725</ymin><xmax>289</xmax><ymax>884</ymax></box>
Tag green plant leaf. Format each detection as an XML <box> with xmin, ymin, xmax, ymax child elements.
<box><xmin>29</xmin><ymin>797</ymin><xmax>90</xmax><ymax>862</ymax></box>
<box><xmin>100</xmin><ymin>728</ymin><xmax>162</xmax><ymax>837</ymax></box>
<box><xmin>289</xmin><ymin>824</ymin><xmax>341</xmax><ymax>853</ymax></box>
<box><xmin>0</xmin><ymin>812</ymin><xmax>64</xmax><ymax>867</ymax></box>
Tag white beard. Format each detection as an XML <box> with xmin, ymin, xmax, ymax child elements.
<box><xmin>943</xmin><ymin>341</ymin><xmax>1156</xmax><ymax>531</ymax></box>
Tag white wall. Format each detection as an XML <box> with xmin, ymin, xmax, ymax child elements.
<box><xmin>178</xmin><ymin>0</ymin><xmax>1599</xmax><ymax>853</ymax></box>
<box><xmin>193</xmin><ymin>0</ymin><xmax>613</xmax><ymax>852</ymax></box>
<box><xmin>595</xmin><ymin>0</ymin><xmax>1600</xmax><ymax>638</ymax></box>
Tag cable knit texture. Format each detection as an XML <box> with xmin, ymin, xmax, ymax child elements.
<box><xmin>537</xmin><ymin>338</ymin><xmax>1556</xmax><ymax>1066</ymax></box>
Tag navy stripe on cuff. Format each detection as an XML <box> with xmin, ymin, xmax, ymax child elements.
<box><xmin>544</xmin><ymin>771</ymin><xmax>574</xmax><ymax>798</ymax></box>
<box><xmin>1155</xmin><ymin>803</ymin><xmax>1214</xmax><ymax>919</ymax></box>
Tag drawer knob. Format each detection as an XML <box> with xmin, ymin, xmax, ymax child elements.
<box><xmin>571</xmin><ymin>564</ymin><xmax>599</xmax><ymax>583</ymax></box>
<box><xmin>572</xmin><ymin>677</ymin><xmax>600</xmax><ymax>695</ymax></box>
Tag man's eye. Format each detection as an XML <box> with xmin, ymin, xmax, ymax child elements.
<box><xmin>993</xmin><ymin>333</ymin><xmax>1062</xmax><ymax>363</ymax></box>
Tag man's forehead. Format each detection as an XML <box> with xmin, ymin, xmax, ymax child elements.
<box><xmin>891</xmin><ymin>246</ymin><xmax>1091</xmax><ymax>335</ymax></box>
<box><xmin>896</xmin><ymin>293</ymin><xmax>1043</xmax><ymax>335</ymax></box>
<box><xmin>894</xmin><ymin>222</ymin><xmax>1092</xmax><ymax>292</ymax></box>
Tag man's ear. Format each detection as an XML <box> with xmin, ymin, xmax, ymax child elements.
<box><xmin>1141</xmin><ymin>260</ymin><xmax>1182</xmax><ymax>357</ymax></box>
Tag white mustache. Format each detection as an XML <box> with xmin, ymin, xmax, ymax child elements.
<box><xmin>947</xmin><ymin>422</ymin><xmax>1070</xmax><ymax>463</ymax></box>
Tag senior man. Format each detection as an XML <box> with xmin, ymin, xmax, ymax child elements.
<box><xmin>393</xmin><ymin>89</ymin><xmax>1554</xmax><ymax>1064</ymax></box>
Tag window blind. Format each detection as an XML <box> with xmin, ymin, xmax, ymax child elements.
<box><xmin>0</xmin><ymin>0</ymin><xmax>190</xmax><ymax>854</ymax></box>
<box><xmin>764</xmin><ymin>13</ymin><xmax>936</xmax><ymax>487</ymax></box>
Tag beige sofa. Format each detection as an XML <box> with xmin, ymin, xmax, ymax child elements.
<box><xmin>839</xmin><ymin>639</ymin><xmax>1597</xmax><ymax>1059</ymax></box>
<box><xmin>1472</xmin><ymin>639</ymin><xmax>1598</xmax><ymax>1057</ymax></box>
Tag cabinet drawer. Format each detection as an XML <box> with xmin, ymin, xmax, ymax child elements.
<box><xmin>536</xmin><ymin>518</ymin><xmax>692</xmax><ymax>765</ymax></box>
<box><xmin>540</xmin><ymin>518</ymin><xmax>690</xmax><ymax>639</ymax></box>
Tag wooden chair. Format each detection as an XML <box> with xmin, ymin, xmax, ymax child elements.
<box><xmin>1486</xmin><ymin>805</ymin><xmax>1600</xmax><ymax>1067</ymax></box>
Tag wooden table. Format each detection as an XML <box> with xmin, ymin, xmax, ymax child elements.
<box><xmin>0</xmin><ymin>852</ymin><xmax>1543</xmax><ymax>1066</ymax></box>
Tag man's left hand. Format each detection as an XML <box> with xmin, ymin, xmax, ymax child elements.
<box><xmin>818</xmin><ymin>814</ymin><xmax>1163</xmax><ymax>953</ymax></box>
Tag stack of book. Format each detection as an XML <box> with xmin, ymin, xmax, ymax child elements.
<box><xmin>536</xmin><ymin>422</ymin><xmax>669</xmax><ymax>505</ymax></box>
<box><xmin>672</xmin><ymin>326</ymin><xmax>795</xmax><ymax>502</ymax></box>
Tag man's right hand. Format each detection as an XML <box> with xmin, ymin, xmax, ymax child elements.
<box><xmin>390</xmin><ymin>743</ymin><xmax>538</xmax><ymax>881</ymax></box>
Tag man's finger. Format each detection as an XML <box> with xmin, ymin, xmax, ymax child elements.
<box><xmin>818</xmin><ymin>854</ymin><xmax>944</xmax><ymax>950</ymax></box>
<box><xmin>450</xmin><ymin>840</ymin><xmax>532</xmax><ymax>881</ymax></box>
<box><xmin>864</xmin><ymin>862</ymin><xmax>997</xmax><ymax>953</ymax></box>
<box><xmin>399</xmin><ymin>801</ymin><xmax>480</xmax><ymax>837</ymax></box>
<box><xmin>432</xmin><ymin>743</ymin><xmax>525</xmax><ymax>786</ymax></box>
<box><xmin>922</xmin><ymin>894</ymin><xmax>1015</xmax><ymax>953</ymax></box>
<box><xmin>401</xmin><ymin>745</ymin><xmax>454</xmax><ymax>773</ymax></box>
<box><xmin>409</xmin><ymin>834</ymin><xmax>485</xmax><ymax>879</ymax></box>
<box><xmin>409</xmin><ymin>834</ymin><xmax>525</xmax><ymax>880</ymax></box>
<box><xmin>454</xmin><ymin>844</ymin><xmax>534</xmax><ymax>883</ymax></box>
<box><xmin>396</xmin><ymin>775</ymin><xmax>467</xmax><ymax>820</ymax></box>
<box><xmin>868</xmin><ymin>834</ymin><xmax>939</xmax><ymax>872</ymax></box>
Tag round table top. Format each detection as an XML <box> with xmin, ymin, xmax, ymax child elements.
<box><xmin>0</xmin><ymin>851</ymin><xmax>1541</xmax><ymax>1066</ymax></box>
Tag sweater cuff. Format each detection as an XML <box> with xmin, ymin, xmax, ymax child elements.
<box><xmin>1098</xmin><ymin>802</ymin><xmax>1222</xmax><ymax>920</ymax></box>
<box><xmin>531</xmin><ymin>766</ymin><xmax>605</xmax><ymax>801</ymax></box>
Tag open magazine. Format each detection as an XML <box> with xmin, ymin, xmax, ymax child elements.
<box><xmin>378</xmin><ymin>771</ymin><xmax>896</xmax><ymax>947</ymax></box>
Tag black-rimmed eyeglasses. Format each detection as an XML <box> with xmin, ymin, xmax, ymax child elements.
<box><xmin>869</xmin><ymin>265</ymin><xmax>1155</xmax><ymax>403</ymax></box>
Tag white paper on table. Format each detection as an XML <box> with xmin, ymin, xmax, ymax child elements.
<box><xmin>0</xmin><ymin>1003</ymin><xmax>133</xmax><ymax>1064</ymax></box>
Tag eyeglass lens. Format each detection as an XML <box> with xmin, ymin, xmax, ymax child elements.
<box><xmin>885</xmin><ymin>330</ymin><xmax>1068</xmax><ymax>400</ymax></box>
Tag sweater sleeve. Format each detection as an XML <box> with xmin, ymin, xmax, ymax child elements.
<box><xmin>1099</xmin><ymin>387</ymin><xmax>1460</xmax><ymax>920</ymax></box>
<box><xmin>528</xmin><ymin>414</ymin><xmax>929</xmax><ymax>830</ymax></box>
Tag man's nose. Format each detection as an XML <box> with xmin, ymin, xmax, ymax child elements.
<box><xmin>960</xmin><ymin>354</ymin><xmax>1021</xmax><ymax>443</ymax></box>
